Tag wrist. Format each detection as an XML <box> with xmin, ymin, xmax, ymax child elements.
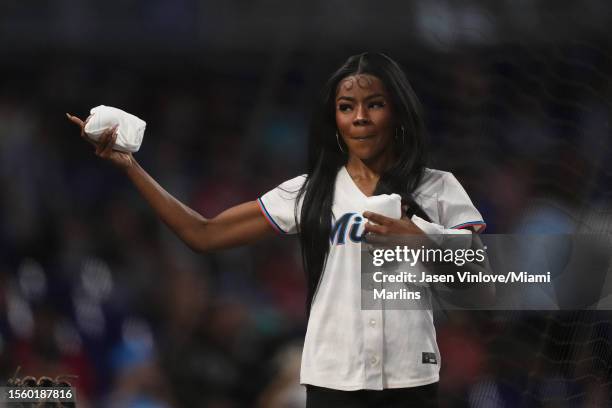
<box><xmin>122</xmin><ymin>155</ymin><xmax>138</xmax><ymax>173</ymax></box>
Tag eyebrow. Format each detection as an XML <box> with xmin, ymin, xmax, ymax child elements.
<box><xmin>336</xmin><ymin>93</ymin><xmax>386</xmax><ymax>102</ymax></box>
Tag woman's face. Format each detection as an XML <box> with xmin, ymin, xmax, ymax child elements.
<box><xmin>335</xmin><ymin>74</ymin><xmax>395</xmax><ymax>162</ymax></box>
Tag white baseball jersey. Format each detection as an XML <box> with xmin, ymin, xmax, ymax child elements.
<box><xmin>257</xmin><ymin>166</ymin><xmax>485</xmax><ymax>391</ymax></box>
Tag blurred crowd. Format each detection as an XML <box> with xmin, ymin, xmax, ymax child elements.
<box><xmin>1</xmin><ymin>3</ymin><xmax>612</xmax><ymax>406</ymax></box>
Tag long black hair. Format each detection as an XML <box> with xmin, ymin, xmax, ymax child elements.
<box><xmin>296</xmin><ymin>52</ymin><xmax>430</xmax><ymax>315</ymax></box>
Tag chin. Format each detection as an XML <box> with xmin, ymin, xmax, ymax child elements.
<box><xmin>347</xmin><ymin>137</ymin><xmax>393</xmax><ymax>161</ymax></box>
<box><xmin>350</xmin><ymin>146</ymin><xmax>386</xmax><ymax>162</ymax></box>
<box><xmin>355</xmin><ymin>153</ymin><xmax>382</xmax><ymax>164</ymax></box>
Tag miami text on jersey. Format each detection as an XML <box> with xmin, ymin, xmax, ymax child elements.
<box><xmin>330</xmin><ymin>212</ymin><xmax>365</xmax><ymax>245</ymax></box>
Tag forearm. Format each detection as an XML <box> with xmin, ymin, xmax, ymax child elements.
<box><xmin>67</xmin><ymin>112</ymin><xmax>270</xmax><ymax>252</ymax></box>
<box><xmin>124</xmin><ymin>159</ymin><xmax>207</xmax><ymax>251</ymax></box>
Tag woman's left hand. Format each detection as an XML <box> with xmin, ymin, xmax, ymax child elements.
<box><xmin>362</xmin><ymin>211</ymin><xmax>424</xmax><ymax>236</ymax></box>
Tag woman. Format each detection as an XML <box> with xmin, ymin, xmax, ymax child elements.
<box><xmin>68</xmin><ymin>52</ymin><xmax>485</xmax><ymax>407</ymax></box>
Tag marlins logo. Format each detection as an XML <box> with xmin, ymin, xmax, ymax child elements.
<box><xmin>330</xmin><ymin>212</ymin><xmax>366</xmax><ymax>245</ymax></box>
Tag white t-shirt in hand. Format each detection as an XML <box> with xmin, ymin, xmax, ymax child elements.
<box><xmin>257</xmin><ymin>167</ymin><xmax>485</xmax><ymax>391</ymax></box>
<box><xmin>84</xmin><ymin>105</ymin><xmax>146</xmax><ymax>153</ymax></box>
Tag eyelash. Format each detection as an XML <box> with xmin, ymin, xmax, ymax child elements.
<box><xmin>338</xmin><ymin>101</ymin><xmax>386</xmax><ymax>112</ymax></box>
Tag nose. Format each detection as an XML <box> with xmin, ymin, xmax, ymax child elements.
<box><xmin>353</xmin><ymin>104</ymin><xmax>370</xmax><ymax>126</ymax></box>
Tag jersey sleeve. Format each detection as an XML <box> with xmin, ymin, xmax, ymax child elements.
<box><xmin>438</xmin><ymin>173</ymin><xmax>486</xmax><ymax>233</ymax></box>
<box><xmin>257</xmin><ymin>175</ymin><xmax>306</xmax><ymax>235</ymax></box>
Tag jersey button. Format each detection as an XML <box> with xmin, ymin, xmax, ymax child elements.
<box><xmin>370</xmin><ymin>356</ymin><xmax>378</xmax><ymax>365</ymax></box>
<box><xmin>369</xmin><ymin>319</ymin><xmax>376</xmax><ymax>327</ymax></box>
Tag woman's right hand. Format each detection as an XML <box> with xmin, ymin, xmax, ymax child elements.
<box><xmin>66</xmin><ymin>113</ymin><xmax>135</xmax><ymax>171</ymax></box>
<box><xmin>66</xmin><ymin>114</ymin><xmax>275</xmax><ymax>253</ymax></box>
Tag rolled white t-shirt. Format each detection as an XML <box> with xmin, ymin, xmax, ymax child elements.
<box><xmin>364</xmin><ymin>193</ymin><xmax>402</xmax><ymax>220</ymax></box>
<box><xmin>84</xmin><ymin>105</ymin><xmax>146</xmax><ymax>153</ymax></box>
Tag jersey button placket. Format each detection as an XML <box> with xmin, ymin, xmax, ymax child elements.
<box><xmin>363</xmin><ymin>310</ymin><xmax>384</xmax><ymax>389</ymax></box>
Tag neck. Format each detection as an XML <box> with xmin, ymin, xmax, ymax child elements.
<box><xmin>345</xmin><ymin>149</ymin><xmax>395</xmax><ymax>181</ymax></box>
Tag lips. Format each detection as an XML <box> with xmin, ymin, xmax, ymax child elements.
<box><xmin>351</xmin><ymin>134</ymin><xmax>375</xmax><ymax>141</ymax></box>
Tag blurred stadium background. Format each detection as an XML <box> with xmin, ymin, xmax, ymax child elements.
<box><xmin>1</xmin><ymin>0</ymin><xmax>611</xmax><ymax>406</ymax></box>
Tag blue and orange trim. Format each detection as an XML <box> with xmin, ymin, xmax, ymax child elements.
<box><xmin>257</xmin><ymin>198</ymin><xmax>287</xmax><ymax>234</ymax></box>
<box><xmin>451</xmin><ymin>220</ymin><xmax>487</xmax><ymax>233</ymax></box>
